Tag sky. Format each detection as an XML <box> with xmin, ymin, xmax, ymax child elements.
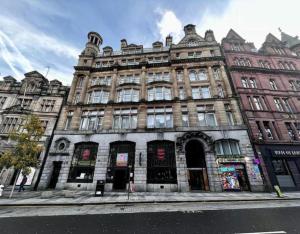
<box><xmin>0</xmin><ymin>0</ymin><xmax>299</xmax><ymax>85</ymax></box>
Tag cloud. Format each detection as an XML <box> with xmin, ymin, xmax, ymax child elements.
<box><xmin>0</xmin><ymin>31</ymin><xmax>33</xmax><ymax>78</ymax></box>
<box><xmin>156</xmin><ymin>10</ymin><xmax>184</xmax><ymax>43</ymax></box>
<box><xmin>196</xmin><ymin>0</ymin><xmax>300</xmax><ymax>48</ymax></box>
<box><xmin>0</xmin><ymin>14</ymin><xmax>80</xmax><ymax>84</ymax></box>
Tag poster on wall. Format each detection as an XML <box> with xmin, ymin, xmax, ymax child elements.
<box><xmin>157</xmin><ymin>148</ymin><xmax>165</xmax><ymax>160</ymax></box>
<box><xmin>16</xmin><ymin>167</ymin><xmax>36</xmax><ymax>186</ymax></box>
<box><xmin>82</xmin><ymin>149</ymin><xmax>91</xmax><ymax>160</ymax></box>
<box><xmin>219</xmin><ymin>166</ymin><xmax>240</xmax><ymax>190</ymax></box>
<box><xmin>116</xmin><ymin>153</ymin><xmax>128</xmax><ymax>167</ymax></box>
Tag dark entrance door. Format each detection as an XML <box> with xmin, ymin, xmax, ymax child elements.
<box><xmin>185</xmin><ymin>140</ymin><xmax>209</xmax><ymax>191</ymax></box>
<box><xmin>113</xmin><ymin>169</ymin><xmax>127</xmax><ymax>190</ymax></box>
<box><xmin>48</xmin><ymin>161</ymin><xmax>62</xmax><ymax>189</ymax></box>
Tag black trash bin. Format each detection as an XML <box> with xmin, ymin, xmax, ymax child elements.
<box><xmin>95</xmin><ymin>180</ymin><xmax>105</xmax><ymax>197</ymax></box>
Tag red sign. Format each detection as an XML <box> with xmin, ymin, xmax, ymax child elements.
<box><xmin>157</xmin><ymin>148</ymin><xmax>165</xmax><ymax>160</ymax></box>
<box><xmin>82</xmin><ymin>149</ymin><xmax>90</xmax><ymax>160</ymax></box>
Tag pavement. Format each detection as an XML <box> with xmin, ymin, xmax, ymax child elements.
<box><xmin>1</xmin><ymin>188</ymin><xmax>300</xmax><ymax>206</ymax></box>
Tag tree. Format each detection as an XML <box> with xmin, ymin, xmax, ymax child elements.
<box><xmin>0</xmin><ymin>115</ymin><xmax>44</xmax><ymax>198</ymax></box>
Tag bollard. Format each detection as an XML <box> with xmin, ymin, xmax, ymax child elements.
<box><xmin>274</xmin><ymin>185</ymin><xmax>284</xmax><ymax>198</ymax></box>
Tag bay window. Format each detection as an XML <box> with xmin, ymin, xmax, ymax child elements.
<box><xmin>117</xmin><ymin>89</ymin><xmax>139</xmax><ymax>102</ymax></box>
<box><xmin>113</xmin><ymin>108</ymin><xmax>137</xmax><ymax>129</ymax></box>
<box><xmin>119</xmin><ymin>74</ymin><xmax>140</xmax><ymax>84</ymax></box>
<box><xmin>87</xmin><ymin>90</ymin><xmax>109</xmax><ymax>104</ymax></box>
<box><xmin>148</xmin><ymin>87</ymin><xmax>171</xmax><ymax>101</ymax></box>
<box><xmin>80</xmin><ymin>110</ymin><xmax>104</xmax><ymax>131</ymax></box>
<box><xmin>147</xmin><ymin>107</ymin><xmax>173</xmax><ymax>128</ymax></box>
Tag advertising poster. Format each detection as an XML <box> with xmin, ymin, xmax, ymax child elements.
<box><xmin>116</xmin><ymin>153</ymin><xmax>128</xmax><ymax>167</ymax></box>
<box><xmin>220</xmin><ymin>166</ymin><xmax>240</xmax><ymax>190</ymax></box>
<box><xmin>82</xmin><ymin>149</ymin><xmax>91</xmax><ymax>160</ymax></box>
<box><xmin>157</xmin><ymin>148</ymin><xmax>165</xmax><ymax>160</ymax></box>
<box><xmin>16</xmin><ymin>167</ymin><xmax>36</xmax><ymax>186</ymax></box>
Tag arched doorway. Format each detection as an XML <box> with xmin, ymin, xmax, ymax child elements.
<box><xmin>185</xmin><ymin>140</ymin><xmax>209</xmax><ymax>191</ymax></box>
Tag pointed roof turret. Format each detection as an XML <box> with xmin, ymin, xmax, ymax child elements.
<box><xmin>281</xmin><ymin>31</ymin><xmax>300</xmax><ymax>48</ymax></box>
<box><xmin>225</xmin><ymin>29</ymin><xmax>245</xmax><ymax>42</ymax></box>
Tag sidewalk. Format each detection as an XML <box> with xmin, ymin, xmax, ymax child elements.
<box><xmin>1</xmin><ymin>189</ymin><xmax>300</xmax><ymax>206</ymax></box>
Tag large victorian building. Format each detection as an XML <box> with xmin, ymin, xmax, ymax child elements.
<box><xmin>222</xmin><ymin>30</ymin><xmax>300</xmax><ymax>191</ymax></box>
<box><xmin>0</xmin><ymin>71</ymin><xmax>69</xmax><ymax>188</ymax></box>
<box><xmin>39</xmin><ymin>25</ymin><xmax>263</xmax><ymax>193</ymax></box>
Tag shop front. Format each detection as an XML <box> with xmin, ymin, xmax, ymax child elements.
<box><xmin>219</xmin><ymin>163</ymin><xmax>250</xmax><ymax>191</ymax></box>
<box><xmin>259</xmin><ymin>145</ymin><xmax>300</xmax><ymax>191</ymax></box>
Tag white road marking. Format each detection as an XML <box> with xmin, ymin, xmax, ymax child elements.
<box><xmin>236</xmin><ymin>231</ymin><xmax>287</xmax><ymax>234</ymax></box>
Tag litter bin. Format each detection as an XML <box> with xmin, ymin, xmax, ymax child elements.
<box><xmin>95</xmin><ymin>180</ymin><xmax>105</xmax><ymax>197</ymax></box>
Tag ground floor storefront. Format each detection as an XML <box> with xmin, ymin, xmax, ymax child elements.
<box><xmin>258</xmin><ymin>144</ymin><xmax>300</xmax><ymax>191</ymax></box>
<box><xmin>38</xmin><ymin>130</ymin><xmax>264</xmax><ymax>192</ymax></box>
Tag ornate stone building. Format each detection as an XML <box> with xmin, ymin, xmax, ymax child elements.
<box><xmin>39</xmin><ymin>25</ymin><xmax>263</xmax><ymax>192</ymax></box>
<box><xmin>222</xmin><ymin>30</ymin><xmax>300</xmax><ymax>191</ymax></box>
<box><xmin>0</xmin><ymin>71</ymin><xmax>69</xmax><ymax>188</ymax></box>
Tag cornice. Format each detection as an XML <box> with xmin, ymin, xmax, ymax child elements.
<box><xmin>229</xmin><ymin>65</ymin><xmax>300</xmax><ymax>76</ymax></box>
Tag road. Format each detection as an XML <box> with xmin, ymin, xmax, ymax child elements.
<box><xmin>0</xmin><ymin>201</ymin><xmax>299</xmax><ymax>234</ymax></box>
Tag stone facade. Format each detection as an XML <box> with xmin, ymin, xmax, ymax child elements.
<box><xmin>39</xmin><ymin>25</ymin><xmax>264</xmax><ymax>192</ymax></box>
<box><xmin>0</xmin><ymin>71</ymin><xmax>69</xmax><ymax>188</ymax></box>
<box><xmin>222</xmin><ymin>29</ymin><xmax>300</xmax><ymax>191</ymax></box>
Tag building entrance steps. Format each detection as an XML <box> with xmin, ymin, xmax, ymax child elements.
<box><xmin>1</xmin><ymin>188</ymin><xmax>300</xmax><ymax>206</ymax></box>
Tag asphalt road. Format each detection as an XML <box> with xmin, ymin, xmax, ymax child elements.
<box><xmin>0</xmin><ymin>206</ymin><xmax>299</xmax><ymax>234</ymax></box>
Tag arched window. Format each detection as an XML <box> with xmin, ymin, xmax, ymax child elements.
<box><xmin>198</xmin><ymin>70</ymin><xmax>207</xmax><ymax>80</ymax></box>
<box><xmin>215</xmin><ymin>139</ymin><xmax>241</xmax><ymax>156</ymax></box>
<box><xmin>147</xmin><ymin>140</ymin><xmax>177</xmax><ymax>184</ymax></box>
<box><xmin>68</xmin><ymin>142</ymin><xmax>98</xmax><ymax>182</ymax></box>
<box><xmin>189</xmin><ymin>70</ymin><xmax>197</xmax><ymax>81</ymax></box>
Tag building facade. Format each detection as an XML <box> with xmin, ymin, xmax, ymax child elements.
<box><xmin>0</xmin><ymin>71</ymin><xmax>69</xmax><ymax>189</ymax></box>
<box><xmin>39</xmin><ymin>25</ymin><xmax>264</xmax><ymax>193</ymax></box>
<box><xmin>222</xmin><ymin>30</ymin><xmax>300</xmax><ymax>191</ymax></box>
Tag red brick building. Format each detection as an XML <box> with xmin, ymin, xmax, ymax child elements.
<box><xmin>222</xmin><ymin>30</ymin><xmax>300</xmax><ymax>191</ymax></box>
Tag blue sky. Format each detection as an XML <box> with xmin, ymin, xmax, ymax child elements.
<box><xmin>0</xmin><ymin>0</ymin><xmax>299</xmax><ymax>85</ymax></box>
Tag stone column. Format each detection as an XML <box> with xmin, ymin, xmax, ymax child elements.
<box><xmin>205</xmin><ymin>150</ymin><xmax>222</xmax><ymax>192</ymax></box>
<box><xmin>79</xmin><ymin>75</ymin><xmax>89</xmax><ymax>104</ymax></box>
<box><xmin>208</xmin><ymin>66</ymin><xmax>217</xmax><ymax>97</ymax></box>
<box><xmin>183</xmin><ymin>66</ymin><xmax>192</xmax><ymax>98</ymax></box>
<box><xmin>103</xmin><ymin>106</ymin><xmax>113</xmax><ymax>130</ymax></box>
<box><xmin>172</xmin><ymin>68</ymin><xmax>179</xmax><ymax>99</ymax></box>
<box><xmin>176</xmin><ymin>151</ymin><xmax>189</xmax><ymax>192</ymax></box>
<box><xmin>214</xmin><ymin>100</ymin><xmax>227</xmax><ymax>126</ymax></box>
<box><xmin>173</xmin><ymin>102</ymin><xmax>182</xmax><ymax>128</ymax></box>
<box><xmin>71</xmin><ymin>107</ymin><xmax>82</xmax><ymax>130</ymax></box>
<box><xmin>140</xmin><ymin>66</ymin><xmax>147</xmax><ymax>101</ymax></box>
<box><xmin>231</xmin><ymin>99</ymin><xmax>243</xmax><ymax>125</ymax></box>
<box><xmin>133</xmin><ymin>143</ymin><xmax>147</xmax><ymax>192</ymax></box>
<box><xmin>137</xmin><ymin>104</ymin><xmax>147</xmax><ymax>129</ymax></box>
<box><xmin>67</xmin><ymin>76</ymin><xmax>78</xmax><ymax>104</ymax></box>
<box><xmin>93</xmin><ymin>145</ymin><xmax>109</xmax><ymax>190</ymax></box>
<box><xmin>220</xmin><ymin>65</ymin><xmax>232</xmax><ymax>96</ymax></box>
<box><xmin>109</xmin><ymin>69</ymin><xmax>118</xmax><ymax>102</ymax></box>
<box><xmin>187</xmin><ymin>101</ymin><xmax>198</xmax><ymax>127</ymax></box>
